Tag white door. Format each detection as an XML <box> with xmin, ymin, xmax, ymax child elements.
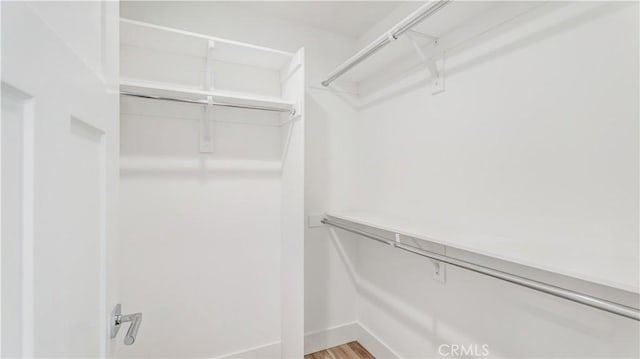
<box><xmin>1</xmin><ymin>1</ymin><xmax>119</xmax><ymax>357</ymax></box>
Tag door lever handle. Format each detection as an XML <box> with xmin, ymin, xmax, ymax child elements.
<box><xmin>111</xmin><ymin>304</ymin><xmax>142</xmax><ymax>345</ymax></box>
<box><xmin>117</xmin><ymin>312</ymin><xmax>142</xmax><ymax>345</ymax></box>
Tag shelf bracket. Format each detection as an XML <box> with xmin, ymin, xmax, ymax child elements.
<box><xmin>405</xmin><ymin>31</ymin><xmax>444</xmax><ymax>95</ymax></box>
<box><xmin>405</xmin><ymin>29</ymin><xmax>438</xmax><ymax>42</ymax></box>
<box><xmin>431</xmin><ymin>259</ymin><xmax>446</xmax><ymax>283</ymax></box>
<box><xmin>199</xmin><ymin>96</ymin><xmax>215</xmax><ymax>153</ymax></box>
<box><xmin>395</xmin><ymin>232</ymin><xmax>446</xmax><ymax>283</ymax></box>
<box><xmin>199</xmin><ymin>40</ymin><xmax>216</xmax><ymax>153</ymax></box>
<box><xmin>280</xmin><ymin>105</ymin><xmax>302</xmax><ymax>164</ymax></box>
<box><xmin>205</xmin><ymin>39</ymin><xmax>215</xmax><ymax>91</ymax></box>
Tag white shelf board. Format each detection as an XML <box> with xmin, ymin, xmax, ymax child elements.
<box><xmin>121</xmin><ymin>18</ymin><xmax>294</xmax><ymax>71</ymax></box>
<box><xmin>120</xmin><ymin>79</ymin><xmax>295</xmax><ymax>112</ymax></box>
<box><xmin>330</xmin><ymin>1</ymin><xmax>543</xmax><ymax>84</ymax></box>
<box><xmin>326</xmin><ymin>211</ymin><xmax>640</xmax><ymax>294</ymax></box>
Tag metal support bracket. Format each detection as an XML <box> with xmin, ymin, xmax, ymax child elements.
<box><xmin>199</xmin><ymin>96</ymin><xmax>215</xmax><ymax>153</ymax></box>
<box><xmin>395</xmin><ymin>232</ymin><xmax>446</xmax><ymax>283</ymax></box>
<box><xmin>406</xmin><ymin>29</ymin><xmax>438</xmax><ymax>42</ymax></box>
<box><xmin>432</xmin><ymin>259</ymin><xmax>446</xmax><ymax>283</ymax></box>
<box><xmin>405</xmin><ymin>31</ymin><xmax>445</xmax><ymax>94</ymax></box>
<box><xmin>200</xmin><ymin>40</ymin><xmax>216</xmax><ymax>153</ymax></box>
<box><xmin>205</xmin><ymin>40</ymin><xmax>215</xmax><ymax>91</ymax></box>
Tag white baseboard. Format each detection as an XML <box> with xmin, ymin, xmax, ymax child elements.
<box><xmin>215</xmin><ymin>321</ymin><xmax>398</xmax><ymax>359</ymax></box>
<box><xmin>304</xmin><ymin>322</ymin><xmax>399</xmax><ymax>359</ymax></box>
<box><xmin>215</xmin><ymin>340</ymin><xmax>281</xmax><ymax>359</ymax></box>
<box><xmin>356</xmin><ymin>323</ymin><xmax>400</xmax><ymax>359</ymax></box>
<box><xmin>304</xmin><ymin>322</ymin><xmax>360</xmax><ymax>354</ymax></box>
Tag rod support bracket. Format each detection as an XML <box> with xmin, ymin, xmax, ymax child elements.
<box><xmin>205</xmin><ymin>40</ymin><xmax>216</xmax><ymax>91</ymax></box>
<box><xmin>432</xmin><ymin>259</ymin><xmax>446</xmax><ymax>283</ymax></box>
<box><xmin>199</xmin><ymin>96</ymin><xmax>215</xmax><ymax>153</ymax></box>
<box><xmin>200</xmin><ymin>40</ymin><xmax>216</xmax><ymax>154</ymax></box>
<box><xmin>405</xmin><ymin>31</ymin><xmax>445</xmax><ymax>95</ymax></box>
<box><xmin>395</xmin><ymin>231</ymin><xmax>447</xmax><ymax>283</ymax></box>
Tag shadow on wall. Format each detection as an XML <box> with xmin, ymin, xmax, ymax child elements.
<box><xmin>120</xmin><ymin>95</ymin><xmax>285</xmax><ymax>180</ymax></box>
<box><xmin>327</xmin><ymin>228</ymin><xmax>451</xmax><ymax>355</ymax></box>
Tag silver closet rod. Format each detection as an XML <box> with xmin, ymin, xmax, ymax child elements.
<box><xmin>120</xmin><ymin>91</ymin><xmax>294</xmax><ymax>113</ymax></box>
<box><xmin>321</xmin><ymin>0</ymin><xmax>450</xmax><ymax>87</ymax></box>
<box><xmin>322</xmin><ymin>217</ymin><xmax>640</xmax><ymax>321</ymax></box>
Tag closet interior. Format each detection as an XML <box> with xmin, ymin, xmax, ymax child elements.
<box><xmin>118</xmin><ymin>14</ymin><xmax>304</xmax><ymax>358</ymax></box>
<box><xmin>2</xmin><ymin>1</ymin><xmax>638</xmax><ymax>359</ymax></box>
<box><xmin>114</xmin><ymin>1</ymin><xmax>639</xmax><ymax>358</ymax></box>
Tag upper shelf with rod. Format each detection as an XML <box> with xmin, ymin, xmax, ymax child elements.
<box><xmin>322</xmin><ymin>213</ymin><xmax>640</xmax><ymax>321</ymax></box>
<box><xmin>320</xmin><ymin>1</ymin><xmax>547</xmax><ymax>93</ymax></box>
<box><xmin>121</xmin><ymin>18</ymin><xmax>295</xmax><ymax>71</ymax></box>
<box><xmin>120</xmin><ymin>79</ymin><xmax>296</xmax><ymax>114</ymax></box>
<box><xmin>321</xmin><ymin>0</ymin><xmax>450</xmax><ymax>87</ymax></box>
<box><xmin>120</xmin><ymin>18</ymin><xmax>301</xmax><ymax>107</ymax></box>
<box><xmin>120</xmin><ymin>18</ymin><xmax>304</xmax><ymax>153</ymax></box>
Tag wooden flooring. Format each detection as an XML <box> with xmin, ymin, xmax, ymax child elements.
<box><xmin>305</xmin><ymin>341</ymin><xmax>375</xmax><ymax>359</ymax></box>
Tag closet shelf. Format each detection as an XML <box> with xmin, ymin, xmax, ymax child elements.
<box><xmin>321</xmin><ymin>1</ymin><xmax>545</xmax><ymax>86</ymax></box>
<box><xmin>121</xmin><ymin>18</ymin><xmax>294</xmax><ymax>71</ymax></box>
<box><xmin>323</xmin><ymin>212</ymin><xmax>640</xmax><ymax>321</ymax></box>
<box><xmin>120</xmin><ymin>80</ymin><xmax>296</xmax><ymax>113</ymax></box>
<box><xmin>324</xmin><ymin>212</ymin><xmax>640</xmax><ymax>295</ymax></box>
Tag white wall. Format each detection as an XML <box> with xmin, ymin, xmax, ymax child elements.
<box><xmin>119</xmin><ymin>2</ymin><xmax>359</xmax><ymax>357</ymax></box>
<box><xmin>119</xmin><ymin>98</ymin><xmax>283</xmax><ymax>358</ymax></box>
<box><xmin>328</xmin><ymin>1</ymin><xmax>640</xmax><ymax>358</ymax></box>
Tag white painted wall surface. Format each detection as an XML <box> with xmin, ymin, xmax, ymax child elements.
<box><xmin>327</xmin><ymin>2</ymin><xmax>640</xmax><ymax>358</ymax></box>
<box><xmin>119</xmin><ymin>2</ymin><xmax>358</xmax><ymax>357</ymax></box>
<box><xmin>119</xmin><ymin>98</ymin><xmax>283</xmax><ymax>358</ymax></box>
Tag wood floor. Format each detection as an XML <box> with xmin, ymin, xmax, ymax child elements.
<box><xmin>305</xmin><ymin>341</ymin><xmax>375</xmax><ymax>359</ymax></box>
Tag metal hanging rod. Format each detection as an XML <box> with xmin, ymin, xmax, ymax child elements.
<box><xmin>321</xmin><ymin>217</ymin><xmax>640</xmax><ymax>321</ymax></box>
<box><xmin>120</xmin><ymin>91</ymin><xmax>295</xmax><ymax>114</ymax></box>
<box><xmin>321</xmin><ymin>0</ymin><xmax>450</xmax><ymax>87</ymax></box>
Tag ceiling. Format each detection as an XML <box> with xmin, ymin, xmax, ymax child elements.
<box><xmin>236</xmin><ymin>1</ymin><xmax>408</xmax><ymax>37</ymax></box>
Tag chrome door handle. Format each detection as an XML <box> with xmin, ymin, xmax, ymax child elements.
<box><xmin>111</xmin><ymin>304</ymin><xmax>142</xmax><ymax>345</ymax></box>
